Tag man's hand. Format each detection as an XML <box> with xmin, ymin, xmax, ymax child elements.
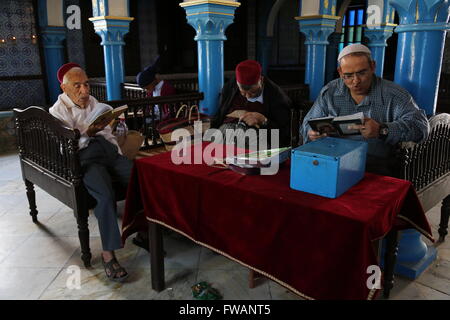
<box><xmin>308</xmin><ymin>129</ymin><xmax>327</xmax><ymax>141</ymax></box>
<box><xmin>347</xmin><ymin>117</ymin><xmax>381</xmax><ymax>139</ymax></box>
<box><xmin>240</xmin><ymin>112</ymin><xmax>267</xmax><ymax>128</ymax></box>
<box><xmin>86</xmin><ymin>120</ymin><xmax>109</xmax><ymax>137</ymax></box>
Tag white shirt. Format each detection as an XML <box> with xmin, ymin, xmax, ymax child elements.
<box><xmin>153</xmin><ymin>80</ymin><xmax>164</xmax><ymax>97</ymax></box>
<box><xmin>49</xmin><ymin>93</ymin><xmax>122</xmax><ymax>154</ymax></box>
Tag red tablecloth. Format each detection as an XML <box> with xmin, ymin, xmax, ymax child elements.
<box><xmin>122</xmin><ymin>144</ymin><xmax>433</xmax><ymax>300</ymax></box>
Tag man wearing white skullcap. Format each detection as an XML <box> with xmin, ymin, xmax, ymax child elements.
<box><xmin>301</xmin><ymin>43</ymin><xmax>429</xmax><ymax>175</ymax></box>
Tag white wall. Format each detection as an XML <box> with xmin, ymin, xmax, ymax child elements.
<box><xmin>46</xmin><ymin>0</ymin><xmax>64</xmax><ymax>26</ymax></box>
<box><xmin>108</xmin><ymin>0</ymin><xmax>128</xmax><ymax>16</ymax></box>
<box><xmin>301</xmin><ymin>0</ymin><xmax>320</xmax><ymax>16</ymax></box>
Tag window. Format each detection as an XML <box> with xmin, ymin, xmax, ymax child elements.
<box><xmin>339</xmin><ymin>7</ymin><xmax>365</xmax><ymax>52</ymax></box>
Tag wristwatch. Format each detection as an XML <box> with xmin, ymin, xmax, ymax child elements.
<box><xmin>379</xmin><ymin>123</ymin><xmax>389</xmax><ymax>140</ymax></box>
<box><xmin>261</xmin><ymin>117</ymin><xmax>268</xmax><ymax>127</ymax></box>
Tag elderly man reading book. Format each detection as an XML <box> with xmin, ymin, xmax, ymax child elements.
<box><xmin>49</xmin><ymin>63</ymin><xmax>133</xmax><ymax>282</ymax></box>
<box><xmin>301</xmin><ymin>44</ymin><xmax>429</xmax><ymax>175</ymax></box>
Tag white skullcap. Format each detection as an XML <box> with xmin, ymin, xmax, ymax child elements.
<box><xmin>337</xmin><ymin>44</ymin><xmax>372</xmax><ymax>62</ymax></box>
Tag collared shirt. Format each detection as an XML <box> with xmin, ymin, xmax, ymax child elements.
<box><xmin>152</xmin><ymin>80</ymin><xmax>164</xmax><ymax>97</ymax></box>
<box><xmin>301</xmin><ymin>76</ymin><xmax>429</xmax><ymax>156</ymax></box>
<box><xmin>49</xmin><ymin>93</ymin><xmax>121</xmax><ymax>153</ymax></box>
<box><xmin>246</xmin><ymin>88</ymin><xmax>264</xmax><ymax>104</ymax></box>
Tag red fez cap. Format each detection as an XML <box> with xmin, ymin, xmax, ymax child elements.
<box><xmin>235</xmin><ymin>60</ymin><xmax>262</xmax><ymax>86</ymax></box>
<box><xmin>57</xmin><ymin>62</ymin><xmax>81</xmax><ymax>83</ymax></box>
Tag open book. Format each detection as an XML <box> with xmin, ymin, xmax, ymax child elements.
<box><xmin>213</xmin><ymin>147</ymin><xmax>291</xmax><ymax>175</ymax></box>
<box><xmin>308</xmin><ymin>112</ymin><xmax>364</xmax><ymax>136</ymax></box>
<box><xmin>85</xmin><ymin>104</ymin><xmax>128</xmax><ymax>129</ymax></box>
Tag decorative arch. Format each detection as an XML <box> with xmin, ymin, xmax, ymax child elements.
<box><xmin>266</xmin><ymin>0</ymin><xmax>288</xmax><ymax>37</ymax></box>
<box><xmin>336</xmin><ymin>0</ymin><xmax>352</xmax><ymax>33</ymax></box>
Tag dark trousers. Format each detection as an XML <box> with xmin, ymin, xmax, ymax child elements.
<box><xmin>79</xmin><ymin>136</ymin><xmax>132</xmax><ymax>251</ymax></box>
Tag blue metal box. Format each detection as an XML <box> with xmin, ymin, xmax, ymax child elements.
<box><xmin>290</xmin><ymin>137</ymin><xmax>368</xmax><ymax>198</ymax></box>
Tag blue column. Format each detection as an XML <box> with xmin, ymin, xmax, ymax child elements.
<box><xmin>364</xmin><ymin>25</ymin><xmax>396</xmax><ymax>77</ymax></box>
<box><xmin>391</xmin><ymin>0</ymin><xmax>450</xmax><ymax>116</ymax></box>
<box><xmin>89</xmin><ymin>17</ymin><xmax>133</xmax><ymax>101</ymax></box>
<box><xmin>40</xmin><ymin>27</ymin><xmax>66</xmax><ymax>103</ymax></box>
<box><xmin>256</xmin><ymin>0</ymin><xmax>274</xmax><ymax>75</ymax></box>
<box><xmin>180</xmin><ymin>1</ymin><xmax>240</xmax><ymax>116</ymax></box>
<box><xmin>364</xmin><ymin>1</ymin><xmax>396</xmax><ymax>77</ymax></box>
<box><xmin>296</xmin><ymin>16</ymin><xmax>340</xmax><ymax>101</ymax></box>
<box><xmin>386</xmin><ymin>0</ymin><xmax>450</xmax><ymax>279</ymax></box>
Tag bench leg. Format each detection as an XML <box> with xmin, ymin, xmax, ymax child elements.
<box><xmin>149</xmin><ymin>221</ymin><xmax>165</xmax><ymax>292</ymax></box>
<box><xmin>25</xmin><ymin>180</ymin><xmax>38</xmax><ymax>223</ymax></box>
<box><xmin>383</xmin><ymin>229</ymin><xmax>399</xmax><ymax>299</ymax></box>
<box><xmin>76</xmin><ymin>208</ymin><xmax>92</xmax><ymax>268</ymax></box>
<box><xmin>438</xmin><ymin>195</ymin><xmax>450</xmax><ymax>242</ymax></box>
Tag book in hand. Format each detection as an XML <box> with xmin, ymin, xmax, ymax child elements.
<box><xmin>86</xmin><ymin>104</ymin><xmax>128</xmax><ymax>129</ymax></box>
<box><xmin>308</xmin><ymin>112</ymin><xmax>364</xmax><ymax>136</ymax></box>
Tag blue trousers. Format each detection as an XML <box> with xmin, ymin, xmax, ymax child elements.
<box><xmin>79</xmin><ymin>136</ymin><xmax>132</xmax><ymax>251</ymax></box>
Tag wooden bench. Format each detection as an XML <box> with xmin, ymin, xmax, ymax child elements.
<box><xmin>14</xmin><ymin>106</ymin><xmax>130</xmax><ymax>267</ymax></box>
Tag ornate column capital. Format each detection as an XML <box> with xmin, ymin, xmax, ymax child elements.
<box><xmin>40</xmin><ymin>26</ymin><xmax>66</xmax><ymax>48</ymax></box>
<box><xmin>89</xmin><ymin>17</ymin><xmax>134</xmax><ymax>45</ymax></box>
<box><xmin>180</xmin><ymin>0</ymin><xmax>240</xmax><ymax>41</ymax></box>
<box><xmin>390</xmin><ymin>0</ymin><xmax>450</xmax><ymax>25</ymax></box>
<box><xmin>295</xmin><ymin>16</ymin><xmax>340</xmax><ymax>44</ymax></box>
<box><xmin>364</xmin><ymin>24</ymin><xmax>396</xmax><ymax>46</ymax></box>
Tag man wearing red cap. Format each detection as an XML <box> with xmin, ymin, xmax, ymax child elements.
<box><xmin>49</xmin><ymin>63</ymin><xmax>132</xmax><ymax>282</ymax></box>
<box><xmin>211</xmin><ymin>59</ymin><xmax>292</xmax><ymax>147</ymax></box>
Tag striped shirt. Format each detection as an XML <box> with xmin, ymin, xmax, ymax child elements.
<box><xmin>301</xmin><ymin>76</ymin><xmax>429</xmax><ymax>156</ymax></box>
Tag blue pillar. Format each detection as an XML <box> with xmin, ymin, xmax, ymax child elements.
<box><xmin>256</xmin><ymin>0</ymin><xmax>275</xmax><ymax>75</ymax></box>
<box><xmin>89</xmin><ymin>0</ymin><xmax>133</xmax><ymax>101</ymax></box>
<box><xmin>89</xmin><ymin>17</ymin><xmax>133</xmax><ymax>101</ymax></box>
<box><xmin>386</xmin><ymin>0</ymin><xmax>450</xmax><ymax>279</ymax></box>
<box><xmin>364</xmin><ymin>1</ymin><xmax>396</xmax><ymax>77</ymax></box>
<box><xmin>40</xmin><ymin>27</ymin><xmax>66</xmax><ymax>103</ymax></box>
<box><xmin>296</xmin><ymin>16</ymin><xmax>340</xmax><ymax>101</ymax></box>
<box><xmin>391</xmin><ymin>0</ymin><xmax>450</xmax><ymax>116</ymax></box>
<box><xmin>364</xmin><ymin>25</ymin><xmax>396</xmax><ymax>77</ymax></box>
<box><xmin>38</xmin><ymin>0</ymin><xmax>66</xmax><ymax>104</ymax></box>
<box><xmin>180</xmin><ymin>1</ymin><xmax>240</xmax><ymax>116</ymax></box>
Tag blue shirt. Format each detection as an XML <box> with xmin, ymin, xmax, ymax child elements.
<box><xmin>301</xmin><ymin>76</ymin><xmax>429</xmax><ymax>156</ymax></box>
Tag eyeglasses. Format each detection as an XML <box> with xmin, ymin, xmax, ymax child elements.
<box><xmin>342</xmin><ymin>69</ymin><xmax>369</xmax><ymax>80</ymax></box>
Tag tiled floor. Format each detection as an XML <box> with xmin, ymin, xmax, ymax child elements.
<box><xmin>0</xmin><ymin>151</ymin><xmax>449</xmax><ymax>300</ymax></box>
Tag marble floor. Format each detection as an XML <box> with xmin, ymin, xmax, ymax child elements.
<box><xmin>0</xmin><ymin>151</ymin><xmax>449</xmax><ymax>300</ymax></box>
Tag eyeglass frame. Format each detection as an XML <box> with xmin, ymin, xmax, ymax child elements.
<box><xmin>341</xmin><ymin>69</ymin><xmax>370</xmax><ymax>81</ymax></box>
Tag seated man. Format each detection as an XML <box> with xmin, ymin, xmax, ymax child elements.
<box><xmin>49</xmin><ymin>63</ymin><xmax>132</xmax><ymax>282</ymax></box>
<box><xmin>137</xmin><ymin>55</ymin><xmax>176</xmax><ymax>121</ymax></box>
<box><xmin>211</xmin><ymin>59</ymin><xmax>292</xmax><ymax>148</ymax></box>
<box><xmin>301</xmin><ymin>44</ymin><xmax>429</xmax><ymax>176</ymax></box>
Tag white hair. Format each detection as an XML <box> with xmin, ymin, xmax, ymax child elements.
<box><xmin>62</xmin><ymin>67</ymin><xmax>85</xmax><ymax>84</ymax></box>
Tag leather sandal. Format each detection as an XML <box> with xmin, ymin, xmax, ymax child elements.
<box><xmin>102</xmin><ymin>255</ymin><xmax>129</xmax><ymax>282</ymax></box>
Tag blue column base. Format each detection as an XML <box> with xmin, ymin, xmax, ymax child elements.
<box><xmin>394</xmin><ymin>245</ymin><xmax>437</xmax><ymax>279</ymax></box>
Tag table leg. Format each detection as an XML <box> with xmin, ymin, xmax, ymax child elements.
<box><xmin>383</xmin><ymin>229</ymin><xmax>399</xmax><ymax>299</ymax></box>
<box><xmin>149</xmin><ymin>221</ymin><xmax>165</xmax><ymax>292</ymax></box>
